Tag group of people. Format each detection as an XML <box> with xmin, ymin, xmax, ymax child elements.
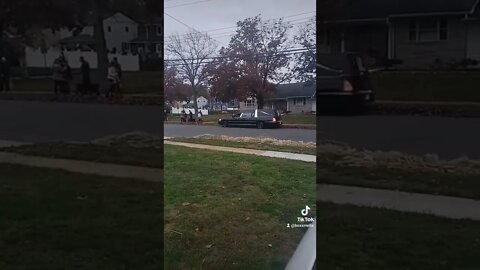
<box><xmin>52</xmin><ymin>54</ymin><xmax>123</xmax><ymax>96</ymax></box>
<box><xmin>180</xmin><ymin>109</ymin><xmax>203</xmax><ymax>124</ymax></box>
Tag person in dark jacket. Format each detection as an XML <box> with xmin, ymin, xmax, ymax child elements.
<box><xmin>0</xmin><ymin>57</ymin><xmax>11</xmax><ymax>91</ymax></box>
<box><xmin>79</xmin><ymin>56</ymin><xmax>91</xmax><ymax>85</ymax></box>
<box><xmin>112</xmin><ymin>57</ymin><xmax>122</xmax><ymax>80</ymax></box>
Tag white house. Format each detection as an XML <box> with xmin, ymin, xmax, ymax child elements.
<box><xmin>170</xmin><ymin>96</ymin><xmax>210</xmax><ymax>115</ymax></box>
<box><xmin>39</xmin><ymin>12</ymin><xmax>138</xmax><ymax>53</ymax></box>
<box><xmin>190</xmin><ymin>96</ymin><xmax>208</xmax><ymax>109</ymax></box>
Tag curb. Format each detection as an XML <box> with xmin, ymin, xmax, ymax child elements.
<box><xmin>163</xmin><ymin>121</ymin><xmax>316</xmax><ymax>129</ymax></box>
<box><xmin>369</xmin><ymin>101</ymin><xmax>480</xmax><ymax>118</ymax></box>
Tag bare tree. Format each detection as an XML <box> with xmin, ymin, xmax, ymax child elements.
<box><xmin>293</xmin><ymin>17</ymin><xmax>316</xmax><ymax>83</ymax></box>
<box><xmin>166</xmin><ymin>31</ymin><xmax>217</xmax><ymax>120</ymax></box>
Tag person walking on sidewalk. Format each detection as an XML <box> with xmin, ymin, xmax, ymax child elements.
<box><xmin>180</xmin><ymin>109</ymin><xmax>186</xmax><ymax>123</ymax></box>
<box><xmin>52</xmin><ymin>57</ymin><xmax>66</xmax><ymax>95</ymax></box>
<box><xmin>197</xmin><ymin>110</ymin><xmax>203</xmax><ymax>125</ymax></box>
<box><xmin>188</xmin><ymin>110</ymin><xmax>194</xmax><ymax>123</ymax></box>
<box><xmin>0</xmin><ymin>57</ymin><xmax>11</xmax><ymax>92</ymax></box>
<box><xmin>80</xmin><ymin>56</ymin><xmax>91</xmax><ymax>85</ymax></box>
<box><xmin>112</xmin><ymin>57</ymin><xmax>122</xmax><ymax>93</ymax></box>
<box><xmin>107</xmin><ymin>61</ymin><xmax>120</xmax><ymax>97</ymax></box>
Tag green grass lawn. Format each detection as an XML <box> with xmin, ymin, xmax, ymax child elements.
<box><xmin>372</xmin><ymin>71</ymin><xmax>480</xmax><ymax>102</ymax></box>
<box><xmin>318</xmin><ymin>203</ymin><xmax>480</xmax><ymax>269</ymax></box>
<box><xmin>3</xmin><ymin>141</ymin><xmax>480</xmax><ymax>268</ymax></box>
<box><xmin>318</xmin><ymin>161</ymin><xmax>480</xmax><ymax>200</ymax></box>
<box><xmin>11</xmin><ymin>71</ymin><xmax>161</xmax><ymax>94</ymax></box>
<box><xmin>164</xmin><ymin>145</ymin><xmax>316</xmax><ymax>270</ymax></box>
<box><xmin>169</xmin><ymin>137</ymin><xmax>316</xmax><ymax>155</ymax></box>
<box><xmin>5</xmin><ymin>141</ymin><xmax>480</xmax><ymax>199</ymax></box>
<box><xmin>0</xmin><ymin>164</ymin><xmax>163</xmax><ymax>270</ymax></box>
<box><xmin>281</xmin><ymin>114</ymin><xmax>316</xmax><ymax>125</ymax></box>
<box><xmin>4</xmin><ymin>142</ymin><xmax>163</xmax><ymax>168</ymax></box>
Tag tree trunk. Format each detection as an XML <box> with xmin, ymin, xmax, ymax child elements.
<box><xmin>0</xmin><ymin>23</ymin><xmax>4</xmax><ymax>57</ymax></box>
<box><xmin>192</xmin><ymin>84</ymin><xmax>199</xmax><ymax>121</ymax></box>
<box><xmin>257</xmin><ymin>93</ymin><xmax>264</xmax><ymax>109</ymax></box>
<box><xmin>93</xmin><ymin>0</ymin><xmax>109</xmax><ymax>92</ymax></box>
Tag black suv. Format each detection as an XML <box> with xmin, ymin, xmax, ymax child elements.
<box><xmin>218</xmin><ymin>109</ymin><xmax>282</xmax><ymax>129</ymax></box>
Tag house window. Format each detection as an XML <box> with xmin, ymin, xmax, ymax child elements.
<box><xmin>108</xmin><ymin>26</ymin><xmax>112</xmax><ymax>32</ymax></box>
<box><xmin>156</xmin><ymin>44</ymin><xmax>162</xmax><ymax>53</ymax></box>
<box><xmin>409</xmin><ymin>18</ymin><xmax>448</xmax><ymax>42</ymax></box>
<box><xmin>125</xmin><ymin>26</ymin><xmax>129</xmax><ymax>32</ymax></box>
<box><xmin>245</xmin><ymin>97</ymin><xmax>256</xmax><ymax>107</ymax></box>
<box><xmin>439</xmin><ymin>18</ymin><xmax>448</xmax><ymax>40</ymax></box>
<box><xmin>157</xmin><ymin>26</ymin><xmax>162</xmax><ymax>36</ymax></box>
<box><xmin>293</xmin><ymin>98</ymin><xmax>307</xmax><ymax>106</ymax></box>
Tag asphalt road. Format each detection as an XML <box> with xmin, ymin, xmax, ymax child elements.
<box><xmin>0</xmin><ymin>100</ymin><xmax>163</xmax><ymax>142</ymax></box>
<box><xmin>317</xmin><ymin>115</ymin><xmax>480</xmax><ymax>159</ymax></box>
<box><xmin>164</xmin><ymin>124</ymin><xmax>316</xmax><ymax>142</ymax></box>
<box><xmin>0</xmin><ymin>100</ymin><xmax>479</xmax><ymax>159</ymax></box>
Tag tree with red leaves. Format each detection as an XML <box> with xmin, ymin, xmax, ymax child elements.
<box><xmin>205</xmin><ymin>15</ymin><xmax>293</xmax><ymax>109</ymax></box>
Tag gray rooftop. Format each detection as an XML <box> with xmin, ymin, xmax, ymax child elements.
<box><xmin>267</xmin><ymin>82</ymin><xmax>316</xmax><ymax>100</ymax></box>
<box><xmin>326</xmin><ymin>0</ymin><xmax>478</xmax><ymax>21</ymax></box>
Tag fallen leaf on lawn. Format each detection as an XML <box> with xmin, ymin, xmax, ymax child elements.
<box><xmin>245</xmin><ymin>217</ymin><xmax>250</xmax><ymax>221</ymax></box>
<box><xmin>182</xmin><ymin>202</ymin><xmax>191</xmax><ymax>206</ymax></box>
<box><xmin>268</xmin><ymin>244</ymin><xmax>273</xmax><ymax>248</ymax></box>
<box><xmin>76</xmin><ymin>195</ymin><xmax>88</xmax><ymax>200</ymax></box>
<box><xmin>206</xmin><ymin>244</ymin><xmax>214</xmax><ymax>249</ymax></box>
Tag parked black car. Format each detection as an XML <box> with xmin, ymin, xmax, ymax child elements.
<box><xmin>218</xmin><ymin>109</ymin><xmax>282</xmax><ymax>129</ymax></box>
<box><xmin>317</xmin><ymin>53</ymin><xmax>374</xmax><ymax>111</ymax></box>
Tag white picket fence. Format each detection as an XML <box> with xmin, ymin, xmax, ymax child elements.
<box><xmin>171</xmin><ymin>107</ymin><xmax>209</xmax><ymax>115</ymax></box>
<box><xmin>25</xmin><ymin>47</ymin><xmax>140</xmax><ymax>71</ymax></box>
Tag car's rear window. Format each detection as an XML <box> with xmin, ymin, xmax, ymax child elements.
<box><xmin>259</xmin><ymin>109</ymin><xmax>277</xmax><ymax>116</ymax></box>
<box><xmin>318</xmin><ymin>54</ymin><xmax>353</xmax><ymax>75</ymax></box>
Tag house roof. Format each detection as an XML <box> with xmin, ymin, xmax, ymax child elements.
<box><xmin>266</xmin><ymin>82</ymin><xmax>316</xmax><ymax>100</ymax></box>
<box><xmin>83</xmin><ymin>11</ymin><xmax>138</xmax><ymax>26</ymax></box>
<box><xmin>326</xmin><ymin>0</ymin><xmax>479</xmax><ymax>21</ymax></box>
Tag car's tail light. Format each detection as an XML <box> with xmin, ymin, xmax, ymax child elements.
<box><xmin>272</xmin><ymin>117</ymin><xmax>277</xmax><ymax>123</ymax></box>
<box><xmin>343</xmin><ymin>80</ymin><xmax>353</xmax><ymax>92</ymax></box>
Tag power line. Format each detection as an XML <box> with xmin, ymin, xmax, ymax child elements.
<box><xmin>164</xmin><ymin>11</ymin><xmax>315</xmax><ymax>39</ymax></box>
<box><xmin>206</xmin><ymin>18</ymin><xmax>314</xmax><ymax>39</ymax></box>
<box><xmin>165</xmin><ymin>0</ymin><xmax>212</xmax><ymax>9</ymax></box>
<box><xmin>165</xmin><ymin>15</ymin><xmax>315</xmax><ymax>46</ymax></box>
<box><xmin>165</xmin><ymin>48</ymin><xmax>316</xmax><ymax>64</ymax></box>
<box><xmin>164</xmin><ymin>12</ymin><xmax>227</xmax><ymax>46</ymax></box>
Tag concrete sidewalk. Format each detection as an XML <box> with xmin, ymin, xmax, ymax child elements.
<box><xmin>164</xmin><ymin>140</ymin><xmax>316</xmax><ymax>163</ymax></box>
<box><xmin>0</xmin><ymin>152</ymin><xmax>162</xmax><ymax>182</ymax></box>
<box><xmin>318</xmin><ymin>184</ymin><xmax>480</xmax><ymax>221</ymax></box>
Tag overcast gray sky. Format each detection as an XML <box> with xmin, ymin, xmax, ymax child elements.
<box><xmin>164</xmin><ymin>0</ymin><xmax>316</xmax><ymax>48</ymax></box>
